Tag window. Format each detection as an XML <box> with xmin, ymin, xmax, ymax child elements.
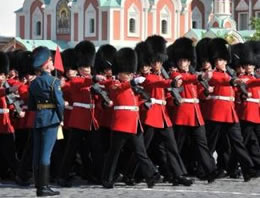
<box><xmin>160</xmin><ymin>6</ymin><xmax>171</xmax><ymax>37</ymax></box>
<box><xmin>85</xmin><ymin>4</ymin><xmax>96</xmax><ymax>37</ymax></box>
<box><xmin>36</xmin><ymin>21</ymin><xmax>41</xmax><ymax>36</ymax></box>
<box><xmin>238</xmin><ymin>12</ymin><xmax>248</xmax><ymax>30</ymax></box>
<box><xmin>192</xmin><ymin>7</ymin><xmax>202</xmax><ymax>29</ymax></box>
<box><xmin>32</xmin><ymin>7</ymin><xmax>42</xmax><ymax>39</ymax></box>
<box><xmin>127</xmin><ymin>5</ymin><xmax>139</xmax><ymax>37</ymax></box>
<box><xmin>129</xmin><ymin>18</ymin><xmax>136</xmax><ymax>33</ymax></box>
<box><xmin>192</xmin><ymin>21</ymin><xmax>197</xmax><ymax>29</ymax></box>
<box><xmin>256</xmin><ymin>12</ymin><xmax>260</xmax><ymax>19</ymax></box>
<box><xmin>90</xmin><ymin>18</ymin><xmax>95</xmax><ymax>33</ymax></box>
<box><xmin>161</xmin><ymin>20</ymin><xmax>167</xmax><ymax>34</ymax></box>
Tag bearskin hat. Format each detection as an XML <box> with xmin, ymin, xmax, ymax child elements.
<box><xmin>0</xmin><ymin>52</ymin><xmax>9</xmax><ymax>75</ymax></box>
<box><xmin>231</xmin><ymin>42</ymin><xmax>256</xmax><ymax>68</ymax></box>
<box><xmin>196</xmin><ymin>38</ymin><xmax>211</xmax><ymax>70</ymax></box>
<box><xmin>134</xmin><ymin>41</ymin><xmax>152</xmax><ymax>71</ymax></box>
<box><xmin>74</xmin><ymin>40</ymin><xmax>96</xmax><ymax>68</ymax></box>
<box><xmin>113</xmin><ymin>48</ymin><xmax>137</xmax><ymax>74</ymax></box>
<box><xmin>94</xmin><ymin>44</ymin><xmax>117</xmax><ymax>74</ymax></box>
<box><xmin>61</xmin><ymin>48</ymin><xmax>77</xmax><ymax>71</ymax></box>
<box><xmin>170</xmin><ymin>37</ymin><xmax>196</xmax><ymax>67</ymax></box>
<box><xmin>208</xmin><ymin>38</ymin><xmax>230</xmax><ymax>67</ymax></box>
<box><xmin>145</xmin><ymin>35</ymin><xmax>168</xmax><ymax>63</ymax></box>
<box><xmin>16</xmin><ymin>51</ymin><xmax>34</xmax><ymax>77</ymax></box>
<box><xmin>245</xmin><ymin>41</ymin><xmax>260</xmax><ymax>68</ymax></box>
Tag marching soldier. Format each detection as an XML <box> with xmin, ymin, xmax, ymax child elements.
<box><xmin>29</xmin><ymin>46</ymin><xmax>64</xmax><ymax>197</ymax></box>
<box><xmin>102</xmin><ymin>48</ymin><xmax>158</xmax><ymax>188</ymax></box>
<box><xmin>205</xmin><ymin>38</ymin><xmax>256</xmax><ymax>182</ymax></box>
<box><xmin>169</xmin><ymin>37</ymin><xmax>217</xmax><ymax>183</ymax></box>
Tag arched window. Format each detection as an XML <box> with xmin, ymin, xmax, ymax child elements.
<box><xmin>129</xmin><ymin>18</ymin><xmax>136</xmax><ymax>33</ymax></box>
<box><xmin>192</xmin><ymin>6</ymin><xmax>202</xmax><ymax>29</ymax></box>
<box><xmin>128</xmin><ymin>5</ymin><xmax>139</xmax><ymax>37</ymax></box>
<box><xmin>32</xmin><ymin>7</ymin><xmax>42</xmax><ymax>39</ymax></box>
<box><xmin>161</xmin><ymin>20</ymin><xmax>167</xmax><ymax>34</ymax></box>
<box><xmin>160</xmin><ymin>6</ymin><xmax>171</xmax><ymax>37</ymax></box>
<box><xmin>85</xmin><ymin>3</ymin><xmax>96</xmax><ymax>37</ymax></box>
<box><xmin>36</xmin><ymin>21</ymin><xmax>41</xmax><ymax>36</ymax></box>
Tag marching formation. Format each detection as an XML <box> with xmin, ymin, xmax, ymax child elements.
<box><xmin>0</xmin><ymin>35</ymin><xmax>260</xmax><ymax>197</ymax></box>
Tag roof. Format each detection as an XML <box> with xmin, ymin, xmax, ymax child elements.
<box><xmin>99</xmin><ymin>0</ymin><xmax>120</xmax><ymax>7</ymax></box>
<box><xmin>15</xmin><ymin>37</ymin><xmax>70</xmax><ymax>51</ymax></box>
<box><xmin>238</xmin><ymin>30</ymin><xmax>256</xmax><ymax>38</ymax></box>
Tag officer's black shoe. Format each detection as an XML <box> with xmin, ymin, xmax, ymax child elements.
<box><xmin>172</xmin><ymin>176</ymin><xmax>193</xmax><ymax>186</ymax></box>
<box><xmin>36</xmin><ymin>186</ymin><xmax>60</xmax><ymax>197</ymax></box>
<box><xmin>57</xmin><ymin>178</ymin><xmax>72</xmax><ymax>187</ymax></box>
<box><xmin>102</xmin><ymin>181</ymin><xmax>114</xmax><ymax>189</ymax></box>
<box><xmin>216</xmin><ymin>169</ymin><xmax>227</xmax><ymax>178</ymax></box>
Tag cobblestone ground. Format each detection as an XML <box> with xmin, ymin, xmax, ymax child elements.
<box><xmin>1</xmin><ymin>177</ymin><xmax>260</xmax><ymax>198</ymax></box>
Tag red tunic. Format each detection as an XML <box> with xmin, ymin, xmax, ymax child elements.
<box><xmin>171</xmin><ymin>72</ymin><xmax>204</xmax><ymax>126</ymax></box>
<box><xmin>67</xmin><ymin>77</ymin><xmax>99</xmax><ymax>131</ymax></box>
<box><xmin>207</xmin><ymin>71</ymin><xmax>239</xmax><ymax>123</ymax></box>
<box><xmin>142</xmin><ymin>74</ymin><xmax>173</xmax><ymax>128</ymax></box>
<box><xmin>0</xmin><ymin>88</ymin><xmax>14</xmax><ymax>133</ymax></box>
<box><xmin>238</xmin><ymin>75</ymin><xmax>260</xmax><ymax>123</ymax></box>
<box><xmin>108</xmin><ymin>80</ymin><xmax>142</xmax><ymax>134</ymax></box>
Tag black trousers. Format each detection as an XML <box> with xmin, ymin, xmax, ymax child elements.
<box><xmin>144</xmin><ymin>126</ymin><xmax>187</xmax><ymax>177</ymax></box>
<box><xmin>174</xmin><ymin>125</ymin><xmax>216</xmax><ymax>175</ymax></box>
<box><xmin>0</xmin><ymin>133</ymin><xmax>18</xmax><ymax>175</ymax></box>
<box><xmin>59</xmin><ymin>128</ymin><xmax>104</xmax><ymax>181</ymax></box>
<box><xmin>240</xmin><ymin>120</ymin><xmax>260</xmax><ymax>169</ymax></box>
<box><xmin>102</xmin><ymin>130</ymin><xmax>155</xmax><ymax>183</ymax></box>
<box><xmin>206</xmin><ymin>121</ymin><xmax>254</xmax><ymax>175</ymax></box>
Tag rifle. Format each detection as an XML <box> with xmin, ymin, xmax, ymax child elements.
<box><xmin>91</xmin><ymin>82</ymin><xmax>113</xmax><ymax>107</ymax></box>
<box><xmin>130</xmin><ymin>83</ymin><xmax>152</xmax><ymax>109</ymax></box>
<box><xmin>3</xmin><ymin>81</ymin><xmax>23</xmax><ymax>117</ymax></box>
<box><xmin>160</xmin><ymin>67</ymin><xmax>183</xmax><ymax>106</ymax></box>
<box><xmin>226</xmin><ymin>66</ymin><xmax>249</xmax><ymax>97</ymax></box>
<box><xmin>189</xmin><ymin>66</ymin><xmax>210</xmax><ymax>96</ymax></box>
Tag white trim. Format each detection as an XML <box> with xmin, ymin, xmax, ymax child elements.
<box><xmin>249</xmin><ymin>0</ymin><xmax>252</xmax><ymax>30</ymax></box>
<box><xmin>238</xmin><ymin>12</ymin><xmax>249</xmax><ymax>30</ymax></box>
<box><xmin>32</xmin><ymin>7</ymin><xmax>43</xmax><ymax>39</ymax></box>
<box><xmin>236</xmin><ymin>0</ymin><xmax>249</xmax><ymax>11</ymax></box>
<box><xmin>98</xmin><ymin>7</ymin><xmax>102</xmax><ymax>42</ymax></box>
<box><xmin>127</xmin><ymin>4</ymin><xmax>140</xmax><ymax>38</ymax></box>
<box><xmin>255</xmin><ymin>11</ymin><xmax>260</xmax><ymax>18</ymax></box>
<box><xmin>160</xmin><ymin>6</ymin><xmax>171</xmax><ymax>38</ymax></box>
<box><xmin>43</xmin><ymin>11</ymin><xmax>47</xmax><ymax>39</ymax></box>
<box><xmin>109</xmin><ymin>8</ymin><xmax>114</xmax><ymax>42</ymax></box>
<box><xmin>85</xmin><ymin>3</ymin><xmax>96</xmax><ymax>37</ymax></box>
<box><xmin>16</xmin><ymin>14</ymin><xmax>21</xmax><ymax>37</ymax></box>
<box><xmin>192</xmin><ymin>6</ymin><xmax>202</xmax><ymax>29</ymax></box>
<box><xmin>254</xmin><ymin>0</ymin><xmax>260</xmax><ymax>10</ymax></box>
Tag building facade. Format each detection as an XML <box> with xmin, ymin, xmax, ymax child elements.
<box><xmin>15</xmin><ymin>0</ymin><xmax>260</xmax><ymax>48</ymax></box>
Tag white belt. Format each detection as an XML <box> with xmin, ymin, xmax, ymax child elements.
<box><xmin>181</xmin><ymin>98</ymin><xmax>199</xmax><ymax>103</ymax></box>
<box><xmin>0</xmin><ymin>109</ymin><xmax>9</xmax><ymax>114</ymax></box>
<box><xmin>114</xmin><ymin>106</ymin><xmax>139</xmax><ymax>111</ymax></box>
<box><xmin>65</xmin><ymin>105</ymin><xmax>73</xmax><ymax>110</ymax></box>
<box><xmin>151</xmin><ymin>98</ymin><xmax>167</xmax><ymax>105</ymax></box>
<box><xmin>246</xmin><ymin>98</ymin><xmax>260</xmax><ymax>103</ymax></box>
<box><xmin>209</xmin><ymin>96</ymin><xmax>235</xmax><ymax>102</ymax></box>
<box><xmin>73</xmin><ymin>102</ymin><xmax>95</xmax><ymax>109</ymax></box>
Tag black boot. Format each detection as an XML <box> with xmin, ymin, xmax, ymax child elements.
<box><xmin>172</xmin><ymin>176</ymin><xmax>193</xmax><ymax>186</ymax></box>
<box><xmin>36</xmin><ymin>165</ymin><xmax>60</xmax><ymax>197</ymax></box>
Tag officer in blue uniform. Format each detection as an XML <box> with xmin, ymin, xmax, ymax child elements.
<box><xmin>28</xmin><ymin>46</ymin><xmax>64</xmax><ymax>197</ymax></box>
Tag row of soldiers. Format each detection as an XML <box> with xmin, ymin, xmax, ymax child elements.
<box><xmin>0</xmin><ymin>35</ymin><xmax>260</xmax><ymax>192</ymax></box>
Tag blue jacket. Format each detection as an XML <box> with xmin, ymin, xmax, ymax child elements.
<box><xmin>28</xmin><ymin>71</ymin><xmax>64</xmax><ymax>128</ymax></box>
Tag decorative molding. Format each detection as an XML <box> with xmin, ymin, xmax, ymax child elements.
<box><xmin>236</xmin><ymin>0</ymin><xmax>249</xmax><ymax>11</ymax></box>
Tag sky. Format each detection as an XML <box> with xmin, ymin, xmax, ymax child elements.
<box><xmin>0</xmin><ymin>0</ymin><xmax>25</xmax><ymax>37</ymax></box>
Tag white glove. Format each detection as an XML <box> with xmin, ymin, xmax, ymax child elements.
<box><xmin>134</xmin><ymin>77</ymin><xmax>146</xmax><ymax>84</ymax></box>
